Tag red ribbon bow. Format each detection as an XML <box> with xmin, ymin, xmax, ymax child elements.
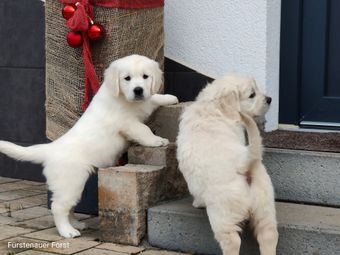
<box><xmin>59</xmin><ymin>0</ymin><xmax>164</xmax><ymax>110</ymax></box>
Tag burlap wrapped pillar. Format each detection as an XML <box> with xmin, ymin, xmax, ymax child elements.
<box><xmin>45</xmin><ymin>0</ymin><xmax>164</xmax><ymax>140</ymax></box>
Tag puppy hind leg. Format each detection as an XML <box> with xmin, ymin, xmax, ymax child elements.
<box><xmin>51</xmin><ymin>199</ymin><xmax>80</xmax><ymax>238</ymax></box>
<box><xmin>250</xmin><ymin>164</ymin><xmax>278</xmax><ymax>255</ymax></box>
<box><xmin>206</xmin><ymin>205</ymin><xmax>243</xmax><ymax>255</ymax></box>
<box><xmin>255</xmin><ymin>224</ymin><xmax>278</xmax><ymax>255</ymax></box>
<box><xmin>49</xmin><ymin>165</ymin><xmax>91</xmax><ymax>238</ymax></box>
<box><xmin>69</xmin><ymin>207</ymin><xmax>88</xmax><ymax>230</ymax></box>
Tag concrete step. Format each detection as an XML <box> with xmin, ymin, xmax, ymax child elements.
<box><xmin>148</xmin><ymin>197</ymin><xmax>340</xmax><ymax>255</ymax></box>
<box><xmin>264</xmin><ymin>148</ymin><xmax>340</xmax><ymax>207</ymax></box>
<box><xmin>149</xmin><ymin>105</ymin><xmax>340</xmax><ymax>207</ymax></box>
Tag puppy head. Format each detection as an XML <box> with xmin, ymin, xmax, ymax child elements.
<box><xmin>236</xmin><ymin>76</ymin><xmax>271</xmax><ymax>117</ymax></box>
<box><xmin>198</xmin><ymin>75</ymin><xmax>271</xmax><ymax>118</ymax></box>
<box><xmin>103</xmin><ymin>54</ymin><xmax>162</xmax><ymax>102</ymax></box>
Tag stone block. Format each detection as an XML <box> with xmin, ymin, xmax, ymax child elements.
<box><xmin>128</xmin><ymin>144</ymin><xmax>188</xmax><ymax>201</ymax></box>
<box><xmin>147</xmin><ymin>103</ymin><xmax>189</xmax><ymax>142</ymax></box>
<box><xmin>99</xmin><ymin>164</ymin><xmax>170</xmax><ymax>245</ymax></box>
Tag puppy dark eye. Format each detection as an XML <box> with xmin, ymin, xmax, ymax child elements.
<box><xmin>143</xmin><ymin>74</ymin><xmax>149</xmax><ymax>79</ymax></box>
<box><xmin>124</xmin><ymin>76</ymin><xmax>131</xmax><ymax>81</ymax></box>
<box><xmin>249</xmin><ymin>92</ymin><xmax>256</xmax><ymax>98</ymax></box>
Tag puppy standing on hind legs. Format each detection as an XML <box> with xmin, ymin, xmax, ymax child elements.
<box><xmin>177</xmin><ymin>75</ymin><xmax>278</xmax><ymax>255</ymax></box>
<box><xmin>0</xmin><ymin>55</ymin><xmax>178</xmax><ymax>238</ymax></box>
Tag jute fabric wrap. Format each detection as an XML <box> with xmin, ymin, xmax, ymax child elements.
<box><xmin>45</xmin><ymin>0</ymin><xmax>164</xmax><ymax>140</ymax></box>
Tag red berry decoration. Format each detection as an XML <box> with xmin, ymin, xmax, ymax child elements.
<box><xmin>88</xmin><ymin>23</ymin><xmax>105</xmax><ymax>41</ymax></box>
<box><xmin>67</xmin><ymin>31</ymin><xmax>83</xmax><ymax>48</ymax></box>
<box><xmin>62</xmin><ymin>4</ymin><xmax>77</xmax><ymax>20</ymax></box>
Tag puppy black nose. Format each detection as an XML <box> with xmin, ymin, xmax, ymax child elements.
<box><xmin>134</xmin><ymin>87</ymin><xmax>143</xmax><ymax>96</ymax></box>
<box><xmin>266</xmin><ymin>96</ymin><xmax>272</xmax><ymax>104</ymax></box>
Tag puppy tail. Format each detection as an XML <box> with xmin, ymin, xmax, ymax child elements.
<box><xmin>240</xmin><ymin>113</ymin><xmax>263</xmax><ymax>160</ymax></box>
<box><xmin>0</xmin><ymin>141</ymin><xmax>47</xmax><ymax>164</ymax></box>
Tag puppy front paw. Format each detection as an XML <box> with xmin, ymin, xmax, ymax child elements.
<box><xmin>146</xmin><ymin>137</ymin><xmax>169</xmax><ymax>147</ymax></box>
<box><xmin>151</xmin><ymin>94</ymin><xmax>179</xmax><ymax>105</ymax></box>
<box><xmin>166</xmin><ymin>95</ymin><xmax>179</xmax><ymax>105</ymax></box>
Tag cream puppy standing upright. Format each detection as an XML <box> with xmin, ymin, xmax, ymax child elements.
<box><xmin>0</xmin><ymin>55</ymin><xmax>178</xmax><ymax>238</ymax></box>
<box><xmin>177</xmin><ymin>75</ymin><xmax>278</xmax><ymax>255</ymax></box>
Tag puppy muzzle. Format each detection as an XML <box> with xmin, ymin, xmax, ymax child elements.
<box><xmin>133</xmin><ymin>87</ymin><xmax>144</xmax><ymax>100</ymax></box>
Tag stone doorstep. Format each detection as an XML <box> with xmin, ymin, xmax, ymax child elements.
<box><xmin>148</xmin><ymin>198</ymin><xmax>340</xmax><ymax>255</ymax></box>
<box><xmin>130</xmin><ymin>141</ymin><xmax>340</xmax><ymax>207</ymax></box>
<box><xmin>264</xmin><ymin>148</ymin><xmax>340</xmax><ymax>207</ymax></box>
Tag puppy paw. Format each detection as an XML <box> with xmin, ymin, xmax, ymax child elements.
<box><xmin>71</xmin><ymin>220</ymin><xmax>88</xmax><ymax>230</ymax></box>
<box><xmin>147</xmin><ymin>137</ymin><xmax>169</xmax><ymax>147</ymax></box>
<box><xmin>151</xmin><ymin>94</ymin><xmax>179</xmax><ymax>105</ymax></box>
<box><xmin>58</xmin><ymin>225</ymin><xmax>81</xmax><ymax>238</ymax></box>
<box><xmin>165</xmin><ymin>95</ymin><xmax>179</xmax><ymax>105</ymax></box>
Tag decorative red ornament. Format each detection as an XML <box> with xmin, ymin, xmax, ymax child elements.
<box><xmin>88</xmin><ymin>23</ymin><xmax>105</xmax><ymax>41</ymax></box>
<box><xmin>67</xmin><ymin>31</ymin><xmax>83</xmax><ymax>48</ymax></box>
<box><xmin>62</xmin><ymin>4</ymin><xmax>77</xmax><ymax>20</ymax></box>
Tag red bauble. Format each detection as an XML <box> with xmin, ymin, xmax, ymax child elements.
<box><xmin>62</xmin><ymin>4</ymin><xmax>77</xmax><ymax>20</ymax></box>
<box><xmin>67</xmin><ymin>31</ymin><xmax>83</xmax><ymax>48</ymax></box>
<box><xmin>88</xmin><ymin>23</ymin><xmax>105</xmax><ymax>41</ymax></box>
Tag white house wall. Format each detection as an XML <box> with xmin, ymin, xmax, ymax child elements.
<box><xmin>164</xmin><ymin>0</ymin><xmax>281</xmax><ymax>131</ymax></box>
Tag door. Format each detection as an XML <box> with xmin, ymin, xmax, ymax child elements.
<box><xmin>280</xmin><ymin>0</ymin><xmax>340</xmax><ymax>128</ymax></box>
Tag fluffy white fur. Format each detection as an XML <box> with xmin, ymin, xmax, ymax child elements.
<box><xmin>0</xmin><ymin>54</ymin><xmax>178</xmax><ymax>238</ymax></box>
<box><xmin>177</xmin><ymin>75</ymin><xmax>278</xmax><ymax>255</ymax></box>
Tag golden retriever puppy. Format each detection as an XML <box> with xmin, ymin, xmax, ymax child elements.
<box><xmin>0</xmin><ymin>55</ymin><xmax>178</xmax><ymax>238</ymax></box>
<box><xmin>176</xmin><ymin>75</ymin><xmax>278</xmax><ymax>255</ymax></box>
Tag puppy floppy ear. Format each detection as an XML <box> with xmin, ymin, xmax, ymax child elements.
<box><xmin>104</xmin><ymin>62</ymin><xmax>120</xmax><ymax>97</ymax></box>
<box><xmin>219</xmin><ymin>90</ymin><xmax>241</xmax><ymax>120</ymax></box>
<box><xmin>227</xmin><ymin>90</ymin><xmax>241</xmax><ymax>111</ymax></box>
<box><xmin>150</xmin><ymin>60</ymin><xmax>163</xmax><ymax>94</ymax></box>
